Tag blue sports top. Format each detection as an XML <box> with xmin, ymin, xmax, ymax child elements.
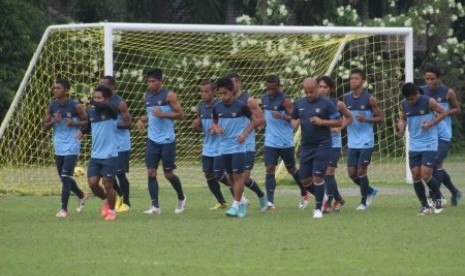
<box><xmin>48</xmin><ymin>99</ymin><xmax>81</xmax><ymax>156</ymax></box>
<box><xmin>212</xmin><ymin>99</ymin><xmax>252</xmax><ymax>154</ymax></box>
<box><xmin>237</xmin><ymin>93</ymin><xmax>255</xmax><ymax>152</ymax></box>
<box><xmin>88</xmin><ymin>106</ymin><xmax>118</xmax><ymax>159</ymax></box>
<box><xmin>109</xmin><ymin>94</ymin><xmax>131</xmax><ymax>152</ymax></box>
<box><xmin>199</xmin><ymin>100</ymin><xmax>221</xmax><ymax>157</ymax></box>
<box><xmin>344</xmin><ymin>91</ymin><xmax>375</xmax><ymax>149</ymax></box>
<box><xmin>420</xmin><ymin>84</ymin><xmax>451</xmax><ymax>141</ymax></box>
<box><xmin>145</xmin><ymin>88</ymin><xmax>175</xmax><ymax>144</ymax></box>
<box><xmin>261</xmin><ymin>91</ymin><xmax>294</xmax><ymax>148</ymax></box>
<box><xmin>292</xmin><ymin>96</ymin><xmax>340</xmax><ymax>147</ymax></box>
<box><xmin>329</xmin><ymin>97</ymin><xmax>343</xmax><ymax>148</ymax></box>
<box><xmin>401</xmin><ymin>95</ymin><xmax>438</xmax><ymax>152</ymax></box>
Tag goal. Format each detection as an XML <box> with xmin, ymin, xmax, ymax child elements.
<box><xmin>0</xmin><ymin>23</ymin><xmax>413</xmax><ymax>194</ymax></box>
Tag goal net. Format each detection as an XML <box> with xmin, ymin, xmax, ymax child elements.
<box><xmin>0</xmin><ymin>23</ymin><xmax>413</xmax><ymax>195</ymax></box>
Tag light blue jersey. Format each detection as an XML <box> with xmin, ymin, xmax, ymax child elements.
<box><xmin>199</xmin><ymin>100</ymin><xmax>221</xmax><ymax>157</ymax></box>
<box><xmin>212</xmin><ymin>99</ymin><xmax>251</xmax><ymax>154</ymax></box>
<box><xmin>329</xmin><ymin>97</ymin><xmax>342</xmax><ymax>148</ymax></box>
<box><xmin>109</xmin><ymin>94</ymin><xmax>131</xmax><ymax>151</ymax></box>
<box><xmin>88</xmin><ymin>106</ymin><xmax>118</xmax><ymax>159</ymax></box>
<box><xmin>145</xmin><ymin>88</ymin><xmax>175</xmax><ymax>144</ymax></box>
<box><xmin>238</xmin><ymin>93</ymin><xmax>255</xmax><ymax>152</ymax></box>
<box><xmin>344</xmin><ymin>91</ymin><xmax>374</xmax><ymax>149</ymax></box>
<box><xmin>261</xmin><ymin>91</ymin><xmax>293</xmax><ymax>148</ymax></box>
<box><xmin>401</xmin><ymin>95</ymin><xmax>438</xmax><ymax>152</ymax></box>
<box><xmin>420</xmin><ymin>85</ymin><xmax>451</xmax><ymax>141</ymax></box>
<box><xmin>48</xmin><ymin>99</ymin><xmax>81</xmax><ymax>156</ymax></box>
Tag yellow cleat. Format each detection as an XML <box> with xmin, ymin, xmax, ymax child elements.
<box><xmin>209</xmin><ymin>202</ymin><xmax>228</xmax><ymax>210</ymax></box>
<box><xmin>116</xmin><ymin>203</ymin><xmax>130</xmax><ymax>212</ymax></box>
<box><xmin>115</xmin><ymin>195</ymin><xmax>123</xmax><ymax>210</ymax></box>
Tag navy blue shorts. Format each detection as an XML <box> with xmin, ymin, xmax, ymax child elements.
<box><xmin>245</xmin><ymin>151</ymin><xmax>255</xmax><ymax>171</ymax></box>
<box><xmin>264</xmin><ymin>146</ymin><xmax>296</xmax><ymax>168</ymax></box>
<box><xmin>55</xmin><ymin>155</ymin><xmax>78</xmax><ymax>177</ymax></box>
<box><xmin>409</xmin><ymin>151</ymin><xmax>437</xmax><ymax>169</ymax></box>
<box><xmin>87</xmin><ymin>157</ymin><xmax>118</xmax><ymax>178</ymax></box>
<box><xmin>299</xmin><ymin>146</ymin><xmax>330</xmax><ymax>179</ymax></box>
<box><xmin>222</xmin><ymin>153</ymin><xmax>245</xmax><ymax>174</ymax></box>
<box><xmin>328</xmin><ymin>147</ymin><xmax>342</xmax><ymax>168</ymax></box>
<box><xmin>202</xmin><ymin>155</ymin><xmax>225</xmax><ymax>176</ymax></box>
<box><xmin>437</xmin><ymin>140</ymin><xmax>450</xmax><ymax>164</ymax></box>
<box><xmin>347</xmin><ymin>148</ymin><xmax>374</xmax><ymax>168</ymax></box>
<box><xmin>145</xmin><ymin>139</ymin><xmax>177</xmax><ymax>172</ymax></box>
<box><xmin>117</xmin><ymin>150</ymin><xmax>131</xmax><ymax>174</ymax></box>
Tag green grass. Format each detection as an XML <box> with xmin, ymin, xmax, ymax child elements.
<box><xmin>1</xmin><ymin>185</ymin><xmax>465</xmax><ymax>275</ymax></box>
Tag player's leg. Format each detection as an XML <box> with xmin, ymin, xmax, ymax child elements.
<box><xmin>144</xmin><ymin>139</ymin><xmax>161</xmax><ymax>214</ymax></box>
<box><xmin>299</xmin><ymin>147</ymin><xmax>314</xmax><ymax>210</ymax></box>
<box><xmin>223</xmin><ymin>153</ymin><xmax>243</xmax><ymax>217</ymax></box>
<box><xmin>326</xmin><ymin>148</ymin><xmax>344</xmax><ymax>212</ymax></box>
<box><xmin>101</xmin><ymin>157</ymin><xmax>118</xmax><ymax>220</ymax></box>
<box><xmin>282</xmin><ymin>147</ymin><xmax>309</xmax><ymax>209</ymax></box>
<box><xmin>203</xmin><ymin>156</ymin><xmax>226</xmax><ymax>209</ymax></box>
<box><xmin>264</xmin><ymin>146</ymin><xmax>279</xmax><ymax>206</ymax></box>
<box><xmin>311</xmin><ymin>146</ymin><xmax>330</xmax><ymax>218</ymax></box>
<box><xmin>436</xmin><ymin>140</ymin><xmax>461</xmax><ymax>205</ymax></box>
<box><xmin>243</xmin><ymin>151</ymin><xmax>265</xmax><ymax>208</ymax></box>
<box><xmin>116</xmin><ymin>150</ymin><xmax>131</xmax><ymax>207</ymax></box>
<box><xmin>357</xmin><ymin>148</ymin><xmax>375</xmax><ymax>208</ymax></box>
<box><xmin>62</xmin><ymin>155</ymin><xmax>88</xmax><ymax>213</ymax></box>
<box><xmin>231</xmin><ymin>153</ymin><xmax>247</xmax><ymax>217</ymax></box>
<box><xmin>409</xmin><ymin>152</ymin><xmax>430</xmax><ymax>214</ymax></box>
<box><xmin>161</xmin><ymin>142</ymin><xmax>186</xmax><ymax>214</ymax></box>
<box><xmin>421</xmin><ymin>151</ymin><xmax>443</xmax><ymax>214</ymax></box>
<box><xmin>54</xmin><ymin>155</ymin><xmax>70</xmax><ymax>217</ymax></box>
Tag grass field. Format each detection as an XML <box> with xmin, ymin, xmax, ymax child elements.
<box><xmin>1</xmin><ymin>179</ymin><xmax>465</xmax><ymax>275</ymax></box>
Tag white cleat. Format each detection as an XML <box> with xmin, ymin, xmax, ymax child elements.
<box><xmin>144</xmin><ymin>206</ymin><xmax>161</xmax><ymax>215</ymax></box>
<box><xmin>299</xmin><ymin>192</ymin><xmax>310</xmax><ymax>209</ymax></box>
<box><xmin>356</xmin><ymin>203</ymin><xmax>368</xmax><ymax>211</ymax></box>
<box><xmin>313</xmin><ymin>209</ymin><xmax>323</xmax><ymax>219</ymax></box>
<box><xmin>56</xmin><ymin>209</ymin><xmax>68</xmax><ymax>218</ymax></box>
<box><xmin>175</xmin><ymin>196</ymin><xmax>187</xmax><ymax>214</ymax></box>
<box><xmin>76</xmin><ymin>192</ymin><xmax>90</xmax><ymax>213</ymax></box>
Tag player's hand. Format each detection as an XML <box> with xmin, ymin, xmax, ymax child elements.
<box><xmin>421</xmin><ymin>121</ymin><xmax>432</xmax><ymax>131</ymax></box>
<box><xmin>64</xmin><ymin>118</ymin><xmax>74</xmax><ymax>127</ymax></box>
<box><xmin>191</xmin><ymin>119</ymin><xmax>200</xmax><ymax>130</ymax></box>
<box><xmin>152</xmin><ymin>108</ymin><xmax>163</xmax><ymax>117</ymax></box>
<box><xmin>355</xmin><ymin>113</ymin><xmax>365</xmax><ymax>122</ymax></box>
<box><xmin>75</xmin><ymin>130</ymin><xmax>83</xmax><ymax>140</ymax></box>
<box><xmin>208</xmin><ymin>128</ymin><xmax>216</xmax><ymax>136</ymax></box>
<box><xmin>237</xmin><ymin>133</ymin><xmax>247</xmax><ymax>143</ymax></box>
<box><xmin>214</xmin><ymin>126</ymin><xmax>224</xmax><ymax>136</ymax></box>
<box><xmin>271</xmin><ymin>111</ymin><xmax>283</xmax><ymax>119</ymax></box>
<box><xmin>54</xmin><ymin>112</ymin><xmax>62</xmax><ymax>122</ymax></box>
<box><xmin>310</xmin><ymin>116</ymin><xmax>323</xmax><ymax>125</ymax></box>
<box><xmin>397</xmin><ymin>120</ymin><xmax>405</xmax><ymax>133</ymax></box>
<box><xmin>331</xmin><ymin>127</ymin><xmax>341</xmax><ymax>135</ymax></box>
<box><xmin>136</xmin><ymin>119</ymin><xmax>145</xmax><ymax>133</ymax></box>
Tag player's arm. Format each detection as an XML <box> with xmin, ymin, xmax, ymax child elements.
<box><xmin>137</xmin><ymin>115</ymin><xmax>148</xmax><ymax>133</ymax></box>
<box><xmin>278</xmin><ymin>97</ymin><xmax>294</xmax><ymax>124</ymax></box>
<box><xmin>424</xmin><ymin>98</ymin><xmax>446</xmax><ymax>130</ymax></box>
<box><xmin>44</xmin><ymin>107</ymin><xmax>55</xmax><ymax>130</ymax></box>
<box><xmin>239</xmin><ymin>105</ymin><xmax>256</xmax><ymax>143</ymax></box>
<box><xmin>337</xmin><ymin>101</ymin><xmax>352</xmax><ymax>130</ymax></box>
<box><xmin>248</xmin><ymin>97</ymin><xmax>265</xmax><ymax>128</ymax></box>
<box><xmin>191</xmin><ymin>110</ymin><xmax>202</xmax><ymax>132</ymax></box>
<box><xmin>117</xmin><ymin>100</ymin><xmax>132</xmax><ymax>129</ymax></box>
<box><xmin>158</xmin><ymin>91</ymin><xmax>184</xmax><ymax>120</ymax></box>
<box><xmin>397</xmin><ymin>105</ymin><xmax>407</xmax><ymax>133</ymax></box>
<box><xmin>447</xmin><ymin>88</ymin><xmax>461</xmax><ymax>116</ymax></box>
<box><xmin>66</xmin><ymin>103</ymin><xmax>89</xmax><ymax>128</ymax></box>
<box><xmin>290</xmin><ymin>102</ymin><xmax>300</xmax><ymax>128</ymax></box>
<box><xmin>310</xmin><ymin>100</ymin><xmax>342</xmax><ymax>128</ymax></box>
<box><xmin>366</xmin><ymin>96</ymin><xmax>384</xmax><ymax>124</ymax></box>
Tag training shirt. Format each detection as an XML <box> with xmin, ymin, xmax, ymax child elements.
<box><xmin>145</xmin><ymin>88</ymin><xmax>175</xmax><ymax>144</ymax></box>
<box><xmin>345</xmin><ymin>91</ymin><xmax>375</xmax><ymax>149</ymax></box>
<box><xmin>292</xmin><ymin>96</ymin><xmax>340</xmax><ymax>148</ymax></box>
<box><xmin>88</xmin><ymin>105</ymin><xmax>118</xmax><ymax>159</ymax></box>
<box><xmin>199</xmin><ymin>100</ymin><xmax>221</xmax><ymax>157</ymax></box>
<box><xmin>212</xmin><ymin>99</ymin><xmax>251</xmax><ymax>155</ymax></box>
<box><xmin>48</xmin><ymin>99</ymin><xmax>81</xmax><ymax>156</ymax></box>
<box><xmin>237</xmin><ymin>93</ymin><xmax>255</xmax><ymax>152</ymax></box>
<box><xmin>109</xmin><ymin>94</ymin><xmax>131</xmax><ymax>152</ymax></box>
<box><xmin>261</xmin><ymin>91</ymin><xmax>294</xmax><ymax>148</ymax></box>
<box><xmin>401</xmin><ymin>95</ymin><xmax>438</xmax><ymax>152</ymax></box>
<box><xmin>329</xmin><ymin>97</ymin><xmax>343</xmax><ymax>148</ymax></box>
<box><xmin>420</xmin><ymin>85</ymin><xmax>451</xmax><ymax>141</ymax></box>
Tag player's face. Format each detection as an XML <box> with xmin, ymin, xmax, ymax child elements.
<box><xmin>266</xmin><ymin>82</ymin><xmax>279</xmax><ymax>97</ymax></box>
<box><xmin>218</xmin><ymin>87</ymin><xmax>233</xmax><ymax>103</ymax></box>
<box><xmin>93</xmin><ymin>91</ymin><xmax>106</xmax><ymax>103</ymax></box>
<box><xmin>147</xmin><ymin>77</ymin><xmax>162</xmax><ymax>92</ymax></box>
<box><xmin>53</xmin><ymin>83</ymin><xmax>67</xmax><ymax>99</ymax></box>
<box><xmin>350</xmin><ymin>73</ymin><xmax>364</xmax><ymax>91</ymax></box>
<box><xmin>424</xmin><ymin>72</ymin><xmax>439</xmax><ymax>89</ymax></box>
<box><xmin>318</xmin><ymin>81</ymin><xmax>332</xmax><ymax>97</ymax></box>
<box><xmin>303</xmin><ymin>82</ymin><xmax>319</xmax><ymax>102</ymax></box>
<box><xmin>200</xmin><ymin>85</ymin><xmax>214</xmax><ymax>103</ymax></box>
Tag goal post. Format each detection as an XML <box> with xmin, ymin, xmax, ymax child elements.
<box><xmin>0</xmin><ymin>23</ymin><xmax>413</xmax><ymax>195</ymax></box>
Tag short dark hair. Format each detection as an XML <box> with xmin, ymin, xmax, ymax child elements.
<box><xmin>425</xmin><ymin>66</ymin><xmax>441</xmax><ymax>78</ymax></box>
<box><xmin>56</xmin><ymin>78</ymin><xmax>71</xmax><ymax>90</ymax></box>
<box><xmin>146</xmin><ymin>68</ymin><xmax>163</xmax><ymax>80</ymax></box>
<box><xmin>317</xmin><ymin>76</ymin><xmax>335</xmax><ymax>89</ymax></box>
<box><xmin>266</xmin><ymin>74</ymin><xmax>280</xmax><ymax>85</ymax></box>
<box><xmin>216</xmin><ymin>77</ymin><xmax>234</xmax><ymax>92</ymax></box>
<box><xmin>401</xmin><ymin>82</ymin><xmax>420</xmax><ymax>98</ymax></box>
<box><xmin>225</xmin><ymin>72</ymin><xmax>241</xmax><ymax>81</ymax></box>
<box><xmin>200</xmin><ymin>80</ymin><xmax>215</xmax><ymax>89</ymax></box>
<box><xmin>102</xmin><ymin>75</ymin><xmax>116</xmax><ymax>85</ymax></box>
<box><xmin>94</xmin><ymin>84</ymin><xmax>113</xmax><ymax>99</ymax></box>
<box><xmin>350</xmin><ymin>68</ymin><xmax>366</xmax><ymax>80</ymax></box>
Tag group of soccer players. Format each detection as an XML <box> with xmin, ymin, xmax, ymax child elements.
<box><xmin>45</xmin><ymin>66</ymin><xmax>461</xmax><ymax>220</ymax></box>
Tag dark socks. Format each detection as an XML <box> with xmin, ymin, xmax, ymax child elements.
<box><xmin>245</xmin><ymin>178</ymin><xmax>265</xmax><ymax>198</ymax></box>
<box><xmin>117</xmin><ymin>173</ymin><xmax>130</xmax><ymax>206</ymax></box>
<box><xmin>359</xmin><ymin>175</ymin><xmax>369</xmax><ymax>205</ymax></box>
<box><xmin>413</xmin><ymin>180</ymin><xmax>429</xmax><ymax>207</ymax></box>
<box><xmin>60</xmin><ymin>176</ymin><xmax>72</xmax><ymax>211</ymax></box>
<box><xmin>425</xmin><ymin>177</ymin><xmax>442</xmax><ymax>200</ymax></box>
<box><xmin>207</xmin><ymin>177</ymin><xmax>226</xmax><ymax>204</ymax></box>
<box><xmin>352</xmin><ymin>175</ymin><xmax>373</xmax><ymax>194</ymax></box>
<box><xmin>113</xmin><ymin>178</ymin><xmax>122</xmax><ymax>197</ymax></box>
<box><xmin>148</xmin><ymin>177</ymin><xmax>159</xmax><ymax>208</ymax></box>
<box><xmin>292</xmin><ymin>170</ymin><xmax>307</xmax><ymax>196</ymax></box>
<box><xmin>306</xmin><ymin>183</ymin><xmax>315</xmax><ymax>195</ymax></box>
<box><xmin>265</xmin><ymin>173</ymin><xmax>276</xmax><ymax>203</ymax></box>
<box><xmin>325</xmin><ymin>175</ymin><xmax>336</xmax><ymax>205</ymax></box>
<box><xmin>69</xmin><ymin>178</ymin><xmax>84</xmax><ymax>199</ymax></box>
<box><xmin>442</xmin><ymin>170</ymin><xmax>459</xmax><ymax>195</ymax></box>
<box><xmin>314</xmin><ymin>183</ymin><xmax>325</xmax><ymax>210</ymax></box>
<box><xmin>167</xmin><ymin>174</ymin><xmax>185</xmax><ymax>200</ymax></box>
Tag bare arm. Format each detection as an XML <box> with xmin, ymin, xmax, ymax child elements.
<box><xmin>447</xmin><ymin>89</ymin><xmax>461</xmax><ymax>116</ymax></box>
<box><xmin>423</xmin><ymin>98</ymin><xmax>446</xmax><ymax>130</ymax></box>
<box><xmin>117</xmin><ymin>100</ymin><xmax>132</xmax><ymax>129</ymax></box>
<box><xmin>397</xmin><ymin>105</ymin><xmax>407</xmax><ymax>133</ymax></box>
<box><xmin>190</xmin><ymin>110</ymin><xmax>202</xmax><ymax>132</ymax></box>
<box><xmin>155</xmin><ymin>91</ymin><xmax>183</xmax><ymax>120</ymax></box>
<box><xmin>44</xmin><ymin>107</ymin><xmax>55</xmax><ymax>130</ymax></box>
<box><xmin>248</xmin><ymin>97</ymin><xmax>265</xmax><ymax>128</ymax></box>
<box><xmin>310</xmin><ymin>116</ymin><xmax>342</xmax><ymax>128</ymax></box>
<box><xmin>337</xmin><ymin>100</ymin><xmax>352</xmax><ymax>131</ymax></box>
<box><xmin>356</xmin><ymin>96</ymin><xmax>384</xmax><ymax>124</ymax></box>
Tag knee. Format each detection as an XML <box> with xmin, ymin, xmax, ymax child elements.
<box><xmin>205</xmin><ymin>171</ymin><xmax>214</xmax><ymax>179</ymax></box>
<box><xmin>266</xmin><ymin>165</ymin><xmax>276</xmax><ymax>174</ymax></box>
<box><xmin>286</xmin><ymin>166</ymin><xmax>296</xmax><ymax>175</ymax></box>
<box><xmin>147</xmin><ymin>169</ymin><xmax>157</xmax><ymax>178</ymax></box>
<box><xmin>301</xmin><ymin>177</ymin><xmax>312</xmax><ymax>187</ymax></box>
<box><xmin>163</xmin><ymin>170</ymin><xmax>174</xmax><ymax>179</ymax></box>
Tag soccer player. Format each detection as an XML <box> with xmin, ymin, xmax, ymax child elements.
<box><xmin>420</xmin><ymin>67</ymin><xmax>462</xmax><ymax>205</ymax></box>
<box><xmin>291</xmin><ymin>77</ymin><xmax>341</xmax><ymax>219</ymax></box>
<box><xmin>211</xmin><ymin>77</ymin><xmax>257</xmax><ymax>217</ymax></box>
<box><xmin>318</xmin><ymin>76</ymin><xmax>353</xmax><ymax>212</ymax></box>
<box><xmin>397</xmin><ymin>82</ymin><xmax>446</xmax><ymax>214</ymax></box>
<box><xmin>261</xmin><ymin>74</ymin><xmax>310</xmax><ymax>210</ymax></box>
<box><xmin>226</xmin><ymin>73</ymin><xmax>267</xmax><ymax>211</ymax></box>
<box><xmin>137</xmin><ymin>68</ymin><xmax>186</xmax><ymax>215</ymax></box>
<box><xmin>77</xmin><ymin>85</ymin><xmax>119</xmax><ymax>221</ymax></box>
<box><xmin>191</xmin><ymin>80</ymin><xmax>228</xmax><ymax>210</ymax></box>
<box><xmin>44</xmin><ymin>78</ymin><xmax>89</xmax><ymax>218</ymax></box>
<box><xmin>344</xmin><ymin>69</ymin><xmax>384</xmax><ymax>211</ymax></box>
<box><xmin>100</xmin><ymin>76</ymin><xmax>132</xmax><ymax>212</ymax></box>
